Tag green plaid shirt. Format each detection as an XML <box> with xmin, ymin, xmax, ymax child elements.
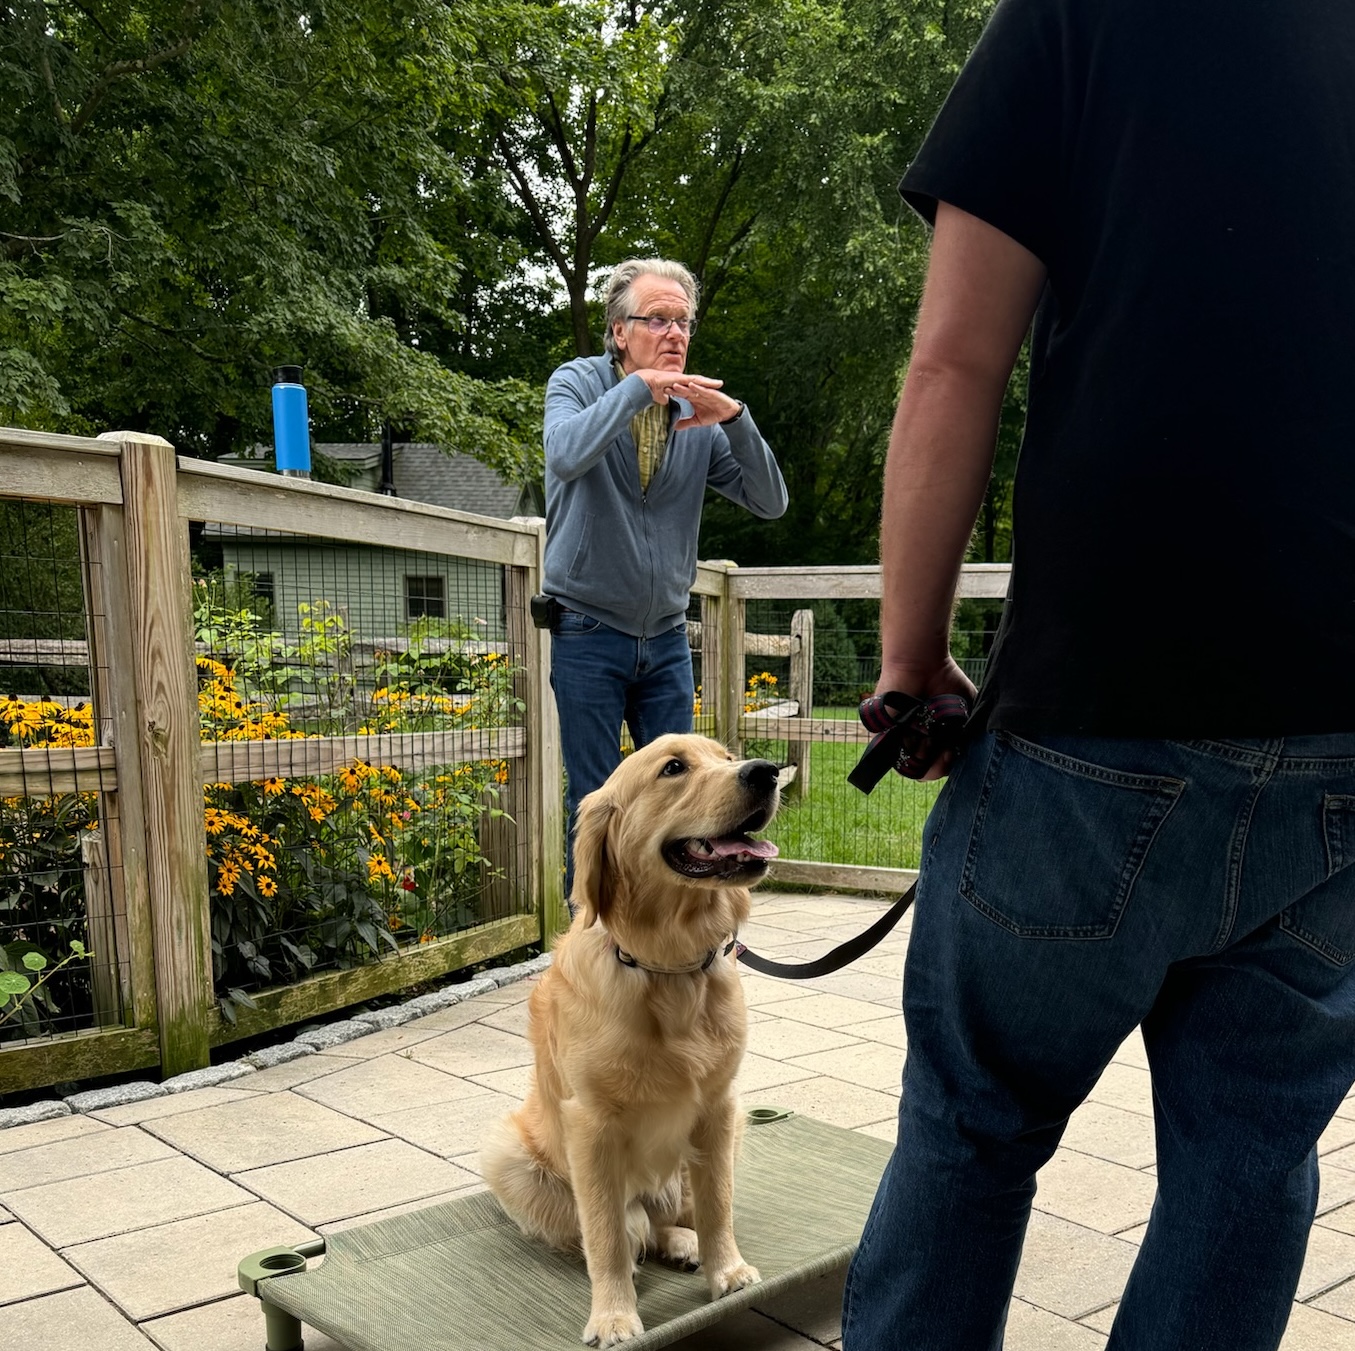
<box><xmin>616</xmin><ymin>361</ymin><xmax>669</xmax><ymax>490</ymax></box>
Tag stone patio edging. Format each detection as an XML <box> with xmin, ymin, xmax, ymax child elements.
<box><xmin>0</xmin><ymin>951</ymin><xmax>552</xmax><ymax>1130</ymax></box>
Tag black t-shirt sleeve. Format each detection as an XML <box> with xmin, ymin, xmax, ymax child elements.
<box><xmin>900</xmin><ymin>0</ymin><xmax>1074</xmax><ymax>266</ymax></box>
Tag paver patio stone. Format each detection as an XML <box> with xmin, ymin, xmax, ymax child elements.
<box><xmin>745</xmin><ymin>991</ymin><xmax>894</xmax><ymax>1030</ymax></box>
<box><xmin>234</xmin><ymin>1137</ymin><xmax>480</xmax><ymax>1226</ymax></box>
<box><xmin>1319</xmin><ymin>1164</ymin><xmax>1355</xmax><ymax>1217</ymax></box>
<box><xmin>1296</xmin><ymin>1223</ymin><xmax>1355</xmax><ymax>1301</ymax></box>
<box><xmin>479</xmin><ymin>1001</ymin><xmax>532</xmax><ymax>1037</ymax></box>
<box><xmin>857</xmin><ymin>1116</ymin><xmax>897</xmax><ymax>1144</ymax></box>
<box><xmin>746</xmin><ymin>1074</ymin><xmax>898</xmax><ymax>1130</ymax></box>
<box><xmin>735</xmin><ymin>972</ymin><xmax>817</xmax><ymax>1008</ymax></box>
<box><xmin>367</xmin><ymin>1087</ymin><xmax>523</xmax><ymax>1160</ymax></box>
<box><xmin>406</xmin><ymin>1023</ymin><xmax>535</xmax><ymax>1077</ymax></box>
<box><xmin>92</xmin><ymin>1087</ymin><xmax>264</xmax><ymax>1128</ymax></box>
<box><xmin>1057</xmin><ymin>1101</ymin><xmax>1158</xmax><ymax>1171</ymax></box>
<box><xmin>1321</xmin><ymin>1200</ymin><xmax>1355</xmax><ymax>1238</ymax></box>
<box><xmin>775</xmin><ymin>964</ymin><xmax>899</xmax><ymax>1008</ymax></box>
<box><xmin>294</xmin><ymin>1050</ymin><xmax>484</xmax><ymax>1120</ymax></box>
<box><xmin>833</xmin><ymin>1014</ymin><xmax>907</xmax><ymax>1050</ymax></box>
<box><xmin>1029</xmin><ymin>1151</ymin><xmax>1157</xmax><ymax>1235</ymax></box>
<box><xmin>300</xmin><ymin>1019</ymin><xmax>447</xmax><ymax>1060</ymax></box>
<box><xmin>0</xmin><ymin>1124</ymin><xmax>174</xmax><ymax>1192</ymax></box>
<box><xmin>216</xmin><ymin>1053</ymin><xmax>360</xmax><ymax>1094</ymax></box>
<box><xmin>1012</xmin><ymin>1212</ymin><xmax>1137</xmax><ymax>1319</ymax></box>
<box><xmin>849</xmin><ymin>950</ymin><xmax>910</xmax><ymax>980</ymax></box>
<box><xmin>1322</xmin><ymin>1118</ymin><xmax>1355</xmax><ymax>1158</ymax></box>
<box><xmin>1083</xmin><ymin>1062</ymin><xmax>1153</xmax><ymax>1117</ymax></box>
<box><xmin>1312</xmin><ymin>1273</ymin><xmax>1355</xmax><ymax>1319</ymax></box>
<box><xmin>397</xmin><ymin>998</ymin><xmax>498</xmax><ymax>1032</ymax></box>
<box><xmin>6</xmin><ymin>1154</ymin><xmax>253</xmax><ymax>1247</ymax></box>
<box><xmin>1109</xmin><ymin>1030</ymin><xmax>1149</xmax><ymax>1070</ymax></box>
<box><xmin>0</xmin><ymin>1218</ymin><xmax>84</xmax><ymax>1304</ymax></box>
<box><xmin>4</xmin><ymin>1284</ymin><xmax>156</xmax><ymax>1349</ymax></box>
<box><xmin>732</xmin><ymin>1051</ymin><xmax>817</xmax><ymax>1097</ymax></box>
<box><xmin>1006</xmin><ymin>1297</ymin><xmax>1109</xmax><ymax>1348</ymax></box>
<box><xmin>466</xmin><ymin>1064</ymin><xmax>535</xmax><ymax>1098</ymax></box>
<box><xmin>745</xmin><ymin>1019</ymin><xmax>863</xmax><ymax>1060</ymax></box>
<box><xmin>143</xmin><ymin>1090</ymin><xmax>388</xmax><ymax>1172</ymax></box>
<box><xmin>659</xmin><ymin>1307</ymin><xmax>825</xmax><ymax>1349</ymax></box>
<box><xmin>1280</xmin><ymin>1302</ymin><xmax>1355</xmax><ymax>1349</ymax></box>
<box><xmin>316</xmin><ymin>1182</ymin><xmax>487</xmax><ymax>1233</ymax></box>
<box><xmin>140</xmin><ymin>1291</ymin><xmax>346</xmax><ymax>1351</ymax></box>
<box><xmin>748</xmin><ymin>1267</ymin><xmax>844</xmax><ymax>1343</ymax></box>
<box><xmin>1078</xmin><ymin>1302</ymin><xmax>1117</xmax><ymax>1335</ymax></box>
<box><xmin>785</xmin><ymin>1040</ymin><xmax>903</xmax><ymax>1093</ymax></box>
<box><xmin>64</xmin><ymin>1200</ymin><xmax>315</xmax><ymax>1321</ymax></box>
<box><xmin>0</xmin><ymin>1111</ymin><xmax>109</xmax><ymax>1155</ymax></box>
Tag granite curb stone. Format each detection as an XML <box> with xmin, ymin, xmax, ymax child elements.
<box><xmin>245</xmin><ymin>1042</ymin><xmax>316</xmax><ymax>1069</ymax></box>
<box><xmin>161</xmin><ymin>1062</ymin><xmax>257</xmax><ymax>1093</ymax></box>
<box><xmin>64</xmin><ymin>1082</ymin><xmax>165</xmax><ymax>1113</ymax></box>
<box><xmin>0</xmin><ymin>1100</ymin><xmax>72</xmax><ymax>1129</ymax></box>
<box><xmin>293</xmin><ymin>1020</ymin><xmax>376</xmax><ymax>1051</ymax></box>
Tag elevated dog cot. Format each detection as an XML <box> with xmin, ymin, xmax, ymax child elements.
<box><xmin>238</xmin><ymin>1109</ymin><xmax>892</xmax><ymax>1351</ymax></box>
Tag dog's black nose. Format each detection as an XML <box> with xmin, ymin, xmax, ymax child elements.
<box><xmin>739</xmin><ymin>759</ymin><xmax>781</xmax><ymax>794</ymax></box>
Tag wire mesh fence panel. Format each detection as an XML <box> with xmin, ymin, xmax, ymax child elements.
<box><xmin>0</xmin><ymin>499</ymin><xmax>130</xmax><ymax>1043</ymax></box>
<box><xmin>193</xmin><ymin>524</ymin><xmax>529</xmax><ymax>1024</ymax></box>
<box><xmin>740</xmin><ymin>597</ymin><xmax>1004</xmax><ymax>873</ymax></box>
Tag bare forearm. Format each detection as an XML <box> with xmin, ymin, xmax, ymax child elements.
<box><xmin>879</xmin><ymin>358</ymin><xmax>1005</xmax><ymax>681</ymax></box>
<box><xmin>876</xmin><ymin>201</ymin><xmax>1046</xmax><ymax>701</ymax></box>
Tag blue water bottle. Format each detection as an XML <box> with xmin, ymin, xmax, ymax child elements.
<box><xmin>271</xmin><ymin>365</ymin><xmax>311</xmax><ymax>478</ymax></box>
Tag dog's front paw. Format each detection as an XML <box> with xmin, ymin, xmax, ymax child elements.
<box><xmin>708</xmin><ymin>1260</ymin><xmax>761</xmax><ymax>1299</ymax></box>
<box><xmin>583</xmin><ymin>1309</ymin><xmax>644</xmax><ymax>1347</ymax></box>
<box><xmin>655</xmin><ymin>1224</ymin><xmax>700</xmax><ymax>1270</ymax></box>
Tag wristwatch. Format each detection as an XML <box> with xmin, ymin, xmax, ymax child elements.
<box><xmin>719</xmin><ymin>401</ymin><xmax>745</xmax><ymax>425</ymax></box>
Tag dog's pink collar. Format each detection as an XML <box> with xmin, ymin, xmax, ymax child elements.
<box><xmin>613</xmin><ymin>932</ymin><xmax>738</xmax><ymax>976</ymax></box>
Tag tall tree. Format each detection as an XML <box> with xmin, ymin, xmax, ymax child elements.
<box><xmin>480</xmin><ymin>0</ymin><xmax>998</xmax><ymax>562</ymax></box>
<box><xmin>1</xmin><ymin>0</ymin><xmax>541</xmax><ymax>480</ymax></box>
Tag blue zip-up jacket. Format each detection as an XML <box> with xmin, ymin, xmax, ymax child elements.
<box><xmin>543</xmin><ymin>356</ymin><xmax>788</xmax><ymax>638</ymax></box>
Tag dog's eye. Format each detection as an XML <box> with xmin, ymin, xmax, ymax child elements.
<box><xmin>660</xmin><ymin>758</ymin><xmax>686</xmax><ymax>777</ymax></box>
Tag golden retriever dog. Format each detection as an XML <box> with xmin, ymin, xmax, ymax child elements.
<box><xmin>482</xmin><ymin>733</ymin><xmax>781</xmax><ymax>1347</ymax></box>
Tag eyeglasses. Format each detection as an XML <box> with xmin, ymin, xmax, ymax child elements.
<box><xmin>625</xmin><ymin>314</ymin><xmax>697</xmax><ymax>336</ymax></box>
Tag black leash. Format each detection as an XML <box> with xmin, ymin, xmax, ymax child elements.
<box><xmin>734</xmin><ymin>691</ymin><xmax>969</xmax><ymax>981</ymax></box>
<box><xmin>735</xmin><ymin>879</ymin><xmax>919</xmax><ymax>980</ymax></box>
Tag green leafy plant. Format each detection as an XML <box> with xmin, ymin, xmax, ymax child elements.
<box><xmin>0</xmin><ymin>940</ymin><xmax>90</xmax><ymax>1032</ymax></box>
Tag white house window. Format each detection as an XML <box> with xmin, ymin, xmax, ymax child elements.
<box><xmin>405</xmin><ymin>574</ymin><xmax>445</xmax><ymax>619</ymax></box>
<box><xmin>252</xmin><ymin>572</ymin><xmax>275</xmax><ymax>605</ymax></box>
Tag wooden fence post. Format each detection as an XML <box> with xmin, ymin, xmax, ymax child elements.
<box><xmin>103</xmin><ymin>432</ymin><xmax>213</xmax><ymax>1079</ymax></box>
<box><xmin>518</xmin><ymin>522</ymin><xmax>566</xmax><ymax>944</ymax></box>
<box><xmin>79</xmin><ymin>505</ymin><xmax>157</xmax><ymax>1032</ymax></box>
<box><xmin>785</xmin><ymin>608</ymin><xmax>814</xmax><ymax>800</ymax></box>
<box><xmin>719</xmin><ymin>580</ymin><xmax>745</xmax><ymax>757</ymax></box>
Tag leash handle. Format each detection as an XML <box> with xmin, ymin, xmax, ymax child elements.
<box><xmin>848</xmin><ymin>691</ymin><xmax>970</xmax><ymax>794</ymax></box>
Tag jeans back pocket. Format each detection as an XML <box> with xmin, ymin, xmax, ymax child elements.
<box><xmin>961</xmin><ymin>734</ymin><xmax>1184</xmax><ymax>940</ymax></box>
<box><xmin>1280</xmin><ymin>794</ymin><xmax>1355</xmax><ymax>966</ymax></box>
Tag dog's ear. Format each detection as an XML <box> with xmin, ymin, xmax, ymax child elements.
<box><xmin>571</xmin><ymin>791</ymin><xmax>618</xmax><ymax>928</ymax></box>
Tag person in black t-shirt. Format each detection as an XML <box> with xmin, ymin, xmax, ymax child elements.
<box><xmin>842</xmin><ymin>4</ymin><xmax>1355</xmax><ymax>1349</ymax></box>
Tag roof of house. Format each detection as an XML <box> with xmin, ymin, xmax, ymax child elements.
<box><xmin>221</xmin><ymin>442</ymin><xmax>536</xmax><ymax>521</ymax></box>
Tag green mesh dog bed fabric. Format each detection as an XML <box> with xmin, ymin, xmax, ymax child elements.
<box><xmin>250</xmin><ymin>1112</ymin><xmax>891</xmax><ymax>1351</ymax></box>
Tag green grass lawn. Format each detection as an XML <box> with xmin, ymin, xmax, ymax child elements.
<box><xmin>753</xmin><ymin>734</ymin><xmax>943</xmax><ymax>870</ymax></box>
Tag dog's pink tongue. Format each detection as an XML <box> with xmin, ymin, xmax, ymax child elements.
<box><xmin>708</xmin><ymin>836</ymin><xmax>779</xmax><ymax>860</ymax></box>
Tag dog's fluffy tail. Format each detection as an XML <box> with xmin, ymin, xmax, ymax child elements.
<box><xmin>482</xmin><ymin>1112</ymin><xmax>582</xmax><ymax>1254</ymax></box>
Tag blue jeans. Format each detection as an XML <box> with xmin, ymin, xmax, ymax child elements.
<box><xmin>549</xmin><ymin>610</ymin><xmax>694</xmax><ymax>897</ymax></box>
<box><xmin>843</xmin><ymin>732</ymin><xmax>1355</xmax><ymax>1351</ymax></box>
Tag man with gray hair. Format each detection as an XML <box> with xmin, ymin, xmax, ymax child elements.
<box><xmin>541</xmin><ymin>257</ymin><xmax>787</xmax><ymax>900</ymax></box>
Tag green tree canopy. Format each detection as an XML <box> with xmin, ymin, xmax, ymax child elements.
<box><xmin>1</xmin><ymin>0</ymin><xmax>541</xmax><ymax>480</ymax></box>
